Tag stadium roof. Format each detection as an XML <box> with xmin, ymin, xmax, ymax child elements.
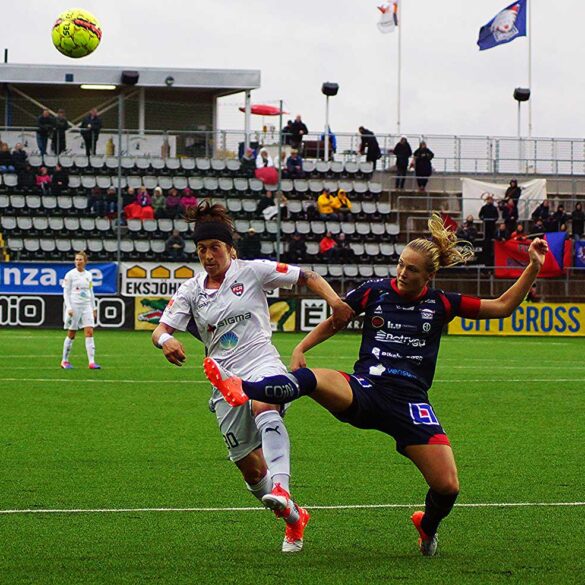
<box><xmin>0</xmin><ymin>63</ymin><xmax>261</xmax><ymax>95</ymax></box>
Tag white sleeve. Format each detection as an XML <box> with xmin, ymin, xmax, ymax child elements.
<box><xmin>249</xmin><ymin>260</ymin><xmax>301</xmax><ymax>291</ymax></box>
<box><xmin>159</xmin><ymin>282</ymin><xmax>193</xmax><ymax>331</ymax></box>
<box><xmin>62</xmin><ymin>271</ymin><xmax>72</xmax><ymax>310</ymax></box>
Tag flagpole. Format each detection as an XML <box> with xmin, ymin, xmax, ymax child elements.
<box><xmin>397</xmin><ymin>0</ymin><xmax>402</xmax><ymax>135</ymax></box>
<box><xmin>528</xmin><ymin>0</ymin><xmax>532</xmax><ymax>137</ymax></box>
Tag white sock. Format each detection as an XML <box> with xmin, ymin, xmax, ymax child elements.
<box><xmin>245</xmin><ymin>472</ymin><xmax>273</xmax><ymax>502</ymax></box>
<box><xmin>85</xmin><ymin>337</ymin><xmax>96</xmax><ymax>364</ymax></box>
<box><xmin>62</xmin><ymin>337</ymin><xmax>74</xmax><ymax>362</ymax></box>
<box><xmin>255</xmin><ymin>410</ymin><xmax>291</xmax><ymax>493</ymax></box>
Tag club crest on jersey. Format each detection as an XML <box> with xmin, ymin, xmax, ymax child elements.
<box><xmin>353</xmin><ymin>375</ymin><xmax>373</xmax><ymax>388</ymax></box>
<box><xmin>231</xmin><ymin>282</ymin><xmax>244</xmax><ymax>297</ymax></box>
<box><xmin>409</xmin><ymin>403</ymin><xmax>440</xmax><ymax>425</ymax></box>
<box><xmin>371</xmin><ymin>315</ymin><xmax>385</xmax><ymax>328</ymax></box>
<box><xmin>420</xmin><ymin>308</ymin><xmax>435</xmax><ymax>320</ymax></box>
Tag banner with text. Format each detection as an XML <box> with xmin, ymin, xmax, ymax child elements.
<box><xmin>0</xmin><ymin>262</ymin><xmax>117</xmax><ymax>295</ymax></box>
<box><xmin>449</xmin><ymin>303</ymin><xmax>585</xmax><ymax>336</ymax></box>
<box><xmin>120</xmin><ymin>262</ymin><xmax>204</xmax><ymax>297</ymax></box>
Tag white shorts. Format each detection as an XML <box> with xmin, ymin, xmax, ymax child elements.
<box><xmin>209</xmin><ymin>362</ymin><xmax>289</xmax><ymax>462</ymax></box>
<box><xmin>64</xmin><ymin>305</ymin><xmax>95</xmax><ymax>330</ymax></box>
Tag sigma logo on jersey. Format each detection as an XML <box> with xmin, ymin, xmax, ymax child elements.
<box><xmin>231</xmin><ymin>282</ymin><xmax>244</xmax><ymax>297</ymax></box>
<box><xmin>219</xmin><ymin>331</ymin><xmax>238</xmax><ymax>350</ymax></box>
<box><xmin>216</xmin><ymin>312</ymin><xmax>252</xmax><ymax>329</ymax></box>
<box><xmin>409</xmin><ymin>403</ymin><xmax>440</xmax><ymax>425</ymax></box>
<box><xmin>276</xmin><ymin>263</ymin><xmax>289</xmax><ymax>274</ymax></box>
<box><xmin>420</xmin><ymin>308</ymin><xmax>435</xmax><ymax>320</ymax></box>
<box><xmin>374</xmin><ymin>331</ymin><xmax>427</xmax><ymax>347</ymax></box>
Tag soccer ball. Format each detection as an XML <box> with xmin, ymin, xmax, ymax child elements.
<box><xmin>52</xmin><ymin>8</ymin><xmax>102</xmax><ymax>58</ymax></box>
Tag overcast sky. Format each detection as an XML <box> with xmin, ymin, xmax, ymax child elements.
<box><xmin>2</xmin><ymin>1</ymin><xmax>583</xmax><ymax>138</ymax></box>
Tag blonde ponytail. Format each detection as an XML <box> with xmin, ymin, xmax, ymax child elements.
<box><xmin>406</xmin><ymin>213</ymin><xmax>475</xmax><ymax>274</ymax></box>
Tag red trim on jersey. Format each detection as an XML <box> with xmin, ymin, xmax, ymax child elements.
<box><xmin>459</xmin><ymin>295</ymin><xmax>481</xmax><ymax>319</ymax></box>
<box><xmin>390</xmin><ymin>278</ymin><xmax>428</xmax><ymax>301</ymax></box>
<box><xmin>359</xmin><ymin>288</ymin><xmax>372</xmax><ymax>311</ymax></box>
<box><xmin>338</xmin><ymin>371</ymin><xmax>351</xmax><ymax>381</ymax></box>
<box><xmin>438</xmin><ymin>292</ymin><xmax>452</xmax><ymax>320</ymax></box>
<box><xmin>428</xmin><ymin>434</ymin><xmax>451</xmax><ymax>447</ymax></box>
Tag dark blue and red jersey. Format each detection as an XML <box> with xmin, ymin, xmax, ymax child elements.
<box><xmin>344</xmin><ymin>278</ymin><xmax>481</xmax><ymax>398</ymax></box>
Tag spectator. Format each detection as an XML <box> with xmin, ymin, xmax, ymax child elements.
<box><xmin>336</xmin><ymin>232</ymin><xmax>353</xmax><ymax>262</ymax></box>
<box><xmin>499</xmin><ymin>197</ymin><xmax>518</xmax><ymax>232</ymax></box>
<box><xmin>51</xmin><ymin>163</ymin><xmax>69</xmax><ymax>195</ymax></box>
<box><xmin>318</xmin><ymin>231</ymin><xmax>337</xmax><ymax>262</ymax></box>
<box><xmin>239</xmin><ymin>227</ymin><xmax>262</xmax><ymax>260</ymax></box>
<box><xmin>17</xmin><ymin>163</ymin><xmax>36</xmax><ymax>190</ymax></box>
<box><xmin>179</xmin><ymin>187</ymin><xmax>198</xmax><ymax>213</ymax></box>
<box><xmin>164</xmin><ymin>187</ymin><xmax>181</xmax><ymax>219</ymax></box>
<box><xmin>255</xmin><ymin>148</ymin><xmax>278</xmax><ymax>188</ymax></box>
<box><xmin>479</xmin><ymin>194</ymin><xmax>499</xmax><ymax>242</ymax></box>
<box><xmin>135</xmin><ymin>185</ymin><xmax>152</xmax><ymax>207</ymax></box>
<box><xmin>37</xmin><ymin>109</ymin><xmax>55</xmax><ymax>156</ymax></box>
<box><xmin>0</xmin><ymin>143</ymin><xmax>15</xmax><ymax>172</ymax></box>
<box><xmin>285</xmin><ymin>149</ymin><xmax>304</xmax><ymax>178</ymax></box>
<box><xmin>35</xmin><ymin>166</ymin><xmax>52</xmax><ymax>194</ymax></box>
<box><xmin>11</xmin><ymin>143</ymin><xmax>28</xmax><ymax>171</ymax></box>
<box><xmin>320</xmin><ymin>125</ymin><xmax>337</xmax><ymax>155</ymax></box>
<box><xmin>282</xmin><ymin>119</ymin><xmax>294</xmax><ymax>146</ymax></box>
<box><xmin>551</xmin><ymin>204</ymin><xmax>569</xmax><ymax>232</ymax></box>
<box><xmin>317</xmin><ymin>188</ymin><xmax>341</xmax><ymax>221</ymax></box>
<box><xmin>287</xmin><ymin>232</ymin><xmax>307</xmax><ymax>263</ymax></box>
<box><xmin>104</xmin><ymin>187</ymin><xmax>118</xmax><ymax>216</ymax></box>
<box><xmin>151</xmin><ymin>186</ymin><xmax>166</xmax><ymax>218</ymax></box>
<box><xmin>122</xmin><ymin>186</ymin><xmax>136</xmax><ymax>209</ymax></box>
<box><xmin>510</xmin><ymin>223</ymin><xmax>530</xmax><ymax>243</ymax></box>
<box><xmin>88</xmin><ymin>187</ymin><xmax>106</xmax><ymax>216</ymax></box>
<box><xmin>240</xmin><ymin>147</ymin><xmax>256</xmax><ymax>178</ymax></box>
<box><xmin>335</xmin><ymin>188</ymin><xmax>352</xmax><ymax>221</ymax></box>
<box><xmin>358</xmin><ymin>126</ymin><xmax>382</xmax><ymax>170</ymax></box>
<box><xmin>80</xmin><ymin>108</ymin><xmax>102</xmax><ymax>156</ymax></box>
<box><xmin>531</xmin><ymin>199</ymin><xmax>550</xmax><ymax>222</ymax></box>
<box><xmin>571</xmin><ymin>202</ymin><xmax>584</xmax><ymax>239</ymax></box>
<box><xmin>505</xmin><ymin>179</ymin><xmax>522</xmax><ymax>208</ymax></box>
<box><xmin>290</xmin><ymin>115</ymin><xmax>308</xmax><ymax>151</ymax></box>
<box><xmin>456</xmin><ymin>215</ymin><xmax>478</xmax><ymax>244</ymax></box>
<box><xmin>165</xmin><ymin>229</ymin><xmax>186</xmax><ymax>260</ymax></box>
<box><xmin>256</xmin><ymin>147</ymin><xmax>274</xmax><ymax>169</ymax></box>
<box><xmin>532</xmin><ymin>218</ymin><xmax>545</xmax><ymax>234</ymax></box>
<box><xmin>256</xmin><ymin>191</ymin><xmax>287</xmax><ymax>221</ymax></box>
<box><xmin>495</xmin><ymin>222</ymin><xmax>509</xmax><ymax>241</ymax></box>
<box><xmin>124</xmin><ymin>198</ymin><xmax>154</xmax><ymax>220</ymax></box>
<box><xmin>392</xmin><ymin>136</ymin><xmax>412</xmax><ymax>190</ymax></box>
<box><xmin>52</xmin><ymin>109</ymin><xmax>70</xmax><ymax>154</ymax></box>
<box><xmin>412</xmin><ymin>141</ymin><xmax>434</xmax><ymax>191</ymax></box>
<box><xmin>543</xmin><ymin>213</ymin><xmax>558</xmax><ymax>233</ymax></box>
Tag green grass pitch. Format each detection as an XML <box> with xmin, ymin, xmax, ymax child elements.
<box><xmin>0</xmin><ymin>329</ymin><xmax>583</xmax><ymax>584</ymax></box>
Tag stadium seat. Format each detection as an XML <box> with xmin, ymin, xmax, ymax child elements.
<box><xmin>135</xmin><ymin>157</ymin><xmax>151</xmax><ymax>174</ymax></box>
<box><xmin>211</xmin><ymin>159</ymin><xmax>226</xmax><ymax>175</ymax></box>
<box><xmin>280</xmin><ymin>220</ymin><xmax>296</xmax><ymax>236</ymax></box>
<box><xmin>90</xmin><ymin>155</ymin><xmax>105</xmax><ymax>171</ymax></box>
<box><xmin>151</xmin><ymin>239</ymin><xmax>166</xmax><ymax>259</ymax></box>
<box><xmin>166</xmin><ymin>157</ymin><xmax>181</xmax><ymax>173</ymax></box>
<box><xmin>226</xmin><ymin>198</ymin><xmax>243</xmax><ymax>216</ymax></box>
<box><xmin>173</xmin><ymin>219</ymin><xmax>189</xmax><ymax>234</ymax></box>
<box><xmin>26</xmin><ymin>195</ymin><xmax>42</xmax><ymax>214</ymax></box>
<box><xmin>188</xmin><ymin>176</ymin><xmax>204</xmax><ymax>192</ymax></box>
<box><xmin>309</xmin><ymin>180</ymin><xmax>324</xmax><ymax>197</ymax></box>
<box><xmin>96</xmin><ymin>175</ymin><xmax>111</xmax><ymax>190</ymax></box>
<box><xmin>330</xmin><ymin>161</ymin><xmax>344</xmax><ymax>177</ymax></box>
<box><xmin>280</xmin><ymin>179</ymin><xmax>294</xmax><ymax>195</ymax></box>
<box><xmin>64</xmin><ymin>216</ymin><xmax>81</xmax><ymax>236</ymax></box>
<box><xmin>326</xmin><ymin>220</ymin><xmax>341</xmax><ymax>235</ymax></box>
<box><xmin>81</xmin><ymin>175</ymin><xmax>96</xmax><ymax>190</ymax></box>
<box><xmin>394</xmin><ymin>243</ymin><xmax>406</xmax><ymax>257</ymax></box>
<box><xmin>16</xmin><ymin>216</ymin><xmax>33</xmax><ymax>236</ymax></box>
<box><xmin>374</xmin><ymin>265</ymin><xmax>390</xmax><ymax>278</ymax></box>
<box><xmin>369</xmin><ymin>182</ymin><xmax>383</xmax><ymax>198</ymax></box>
<box><xmin>103</xmin><ymin>239</ymin><xmax>119</xmax><ymax>257</ymax></box>
<box><xmin>7</xmin><ymin>237</ymin><xmax>24</xmax><ymax>257</ymax></box>
<box><xmin>312</xmin><ymin>264</ymin><xmax>328</xmax><ymax>277</ymax></box>
<box><xmin>233</xmin><ymin>178</ymin><xmax>248</xmax><ymax>194</ymax></box>
<box><xmin>10</xmin><ymin>195</ymin><xmax>26</xmax><ymax>215</ymax></box>
<box><xmin>59</xmin><ymin>154</ymin><xmax>74</xmax><ymax>169</ymax></box>
<box><xmin>295</xmin><ymin>220</ymin><xmax>311</xmax><ymax>237</ymax></box>
<box><xmin>73</xmin><ymin>195</ymin><xmax>88</xmax><ymax>214</ymax></box>
<box><xmin>173</xmin><ymin>176</ymin><xmax>188</xmax><ymax>191</ymax></box>
<box><xmin>1</xmin><ymin>215</ymin><xmax>16</xmax><ymax>234</ymax></box>
<box><xmin>287</xmin><ymin>199</ymin><xmax>304</xmax><ymax>219</ymax></box>
<box><xmin>68</xmin><ymin>175</ymin><xmax>82</xmax><ymax>190</ymax></box>
<box><xmin>43</xmin><ymin>154</ymin><xmax>58</xmax><ymax>169</ymax></box>
<box><xmin>250</xmin><ymin>219</ymin><xmax>266</xmax><ymax>235</ymax></box>
<box><xmin>370</xmin><ymin>222</ymin><xmax>386</xmax><ymax>238</ymax></box>
<box><xmin>134</xmin><ymin>239</ymin><xmax>152</xmax><ymax>260</ymax></box>
<box><xmin>377</xmin><ymin>201</ymin><xmax>391</xmax><ymax>216</ymax></box>
<box><xmin>226</xmin><ymin>159</ymin><xmax>241</xmax><ymax>175</ymax></box>
<box><xmin>184</xmin><ymin>239</ymin><xmax>196</xmax><ymax>257</ymax></box>
<box><xmin>365</xmin><ymin>242</ymin><xmax>380</xmax><ymax>258</ymax></box>
<box><xmin>0</xmin><ymin>194</ymin><xmax>10</xmax><ymax>213</ymax></box>
<box><xmin>202</xmin><ymin>177</ymin><xmax>218</xmax><ymax>194</ymax></box>
<box><xmin>350</xmin><ymin>242</ymin><xmax>365</xmax><ymax>257</ymax></box>
<box><xmin>126</xmin><ymin>219</ymin><xmax>143</xmax><ymax>238</ymax></box>
<box><xmin>180</xmin><ymin>158</ymin><xmax>196</xmax><ymax>173</ymax></box>
<box><xmin>242</xmin><ymin>199</ymin><xmax>257</xmax><ymax>217</ymax></box>
<box><xmin>111</xmin><ymin>176</ymin><xmax>128</xmax><ymax>189</ymax></box>
<box><xmin>293</xmin><ymin>179</ymin><xmax>308</xmax><ymax>197</ymax></box>
<box><xmin>196</xmin><ymin>158</ymin><xmax>211</xmax><ymax>173</ymax></box>
<box><xmin>56</xmin><ymin>238</ymin><xmax>72</xmax><ymax>255</ymax></box>
<box><xmin>3</xmin><ymin>173</ymin><xmax>18</xmax><ymax>191</ymax></box>
<box><xmin>74</xmin><ymin>155</ymin><xmax>89</xmax><ymax>173</ymax></box>
<box><xmin>358</xmin><ymin>264</ymin><xmax>374</xmax><ymax>278</ymax></box>
<box><xmin>32</xmin><ymin>216</ymin><xmax>49</xmax><ymax>236</ymax></box>
<box><xmin>157</xmin><ymin>218</ymin><xmax>173</xmax><ymax>235</ymax></box>
<box><xmin>48</xmin><ymin>216</ymin><xmax>65</xmax><ymax>236</ymax></box>
<box><xmin>344</xmin><ymin>161</ymin><xmax>359</xmax><ymax>178</ymax></box>
<box><xmin>95</xmin><ymin>217</ymin><xmax>111</xmax><ymax>235</ymax></box>
<box><xmin>57</xmin><ymin>195</ymin><xmax>74</xmax><ymax>215</ymax></box>
<box><xmin>104</xmin><ymin>156</ymin><xmax>118</xmax><ymax>171</ymax></box>
<box><xmin>121</xmin><ymin>156</ymin><xmax>135</xmax><ymax>173</ymax></box>
<box><xmin>380</xmin><ymin>243</ymin><xmax>394</xmax><ymax>259</ymax></box>
<box><xmin>29</xmin><ymin>154</ymin><xmax>43</xmax><ymax>169</ymax></box>
<box><xmin>302</xmin><ymin>160</ymin><xmax>316</xmax><ymax>176</ymax></box>
<box><xmin>23</xmin><ymin>238</ymin><xmax>42</xmax><ymax>260</ymax></box>
<box><xmin>316</xmin><ymin>161</ymin><xmax>331</xmax><ymax>177</ymax></box>
<box><xmin>143</xmin><ymin>175</ymin><xmax>158</xmax><ymax>190</ymax></box>
<box><xmin>305</xmin><ymin>241</ymin><xmax>319</xmax><ymax>258</ymax></box>
<box><xmin>151</xmin><ymin>157</ymin><xmax>165</xmax><ymax>173</ymax></box>
<box><xmin>358</xmin><ymin>161</ymin><xmax>374</xmax><ymax>180</ymax></box>
<box><xmin>249</xmin><ymin>178</ymin><xmax>264</xmax><ymax>194</ymax></box>
<box><xmin>260</xmin><ymin>241</ymin><xmax>274</xmax><ymax>256</ymax></box>
<box><xmin>328</xmin><ymin>264</ymin><xmax>343</xmax><ymax>278</ymax></box>
<box><xmin>119</xmin><ymin>239</ymin><xmax>134</xmax><ymax>259</ymax></box>
<box><xmin>343</xmin><ymin>264</ymin><xmax>359</xmax><ymax>278</ymax></box>
<box><xmin>340</xmin><ymin>222</ymin><xmax>356</xmax><ymax>238</ymax></box>
<box><xmin>42</xmin><ymin>196</ymin><xmax>58</xmax><ymax>215</ymax></box>
<box><xmin>87</xmin><ymin>238</ymin><xmax>105</xmax><ymax>259</ymax></box>
<box><xmin>353</xmin><ymin>181</ymin><xmax>368</xmax><ymax>199</ymax></box>
<box><xmin>219</xmin><ymin>178</ymin><xmax>234</xmax><ymax>195</ymax></box>
<box><xmin>143</xmin><ymin>219</ymin><xmax>158</xmax><ymax>238</ymax></box>
<box><xmin>386</xmin><ymin>222</ymin><xmax>400</xmax><ymax>237</ymax></box>
<box><xmin>361</xmin><ymin>201</ymin><xmax>377</xmax><ymax>217</ymax></box>
<box><xmin>324</xmin><ymin>179</ymin><xmax>338</xmax><ymax>193</ymax></box>
<box><xmin>355</xmin><ymin>221</ymin><xmax>371</xmax><ymax>238</ymax></box>
<box><xmin>310</xmin><ymin>221</ymin><xmax>326</xmax><ymax>238</ymax></box>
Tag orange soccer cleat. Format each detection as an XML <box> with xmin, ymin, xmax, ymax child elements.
<box><xmin>411</xmin><ymin>510</ymin><xmax>438</xmax><ymax>557</ymax></box>
<box><xmin>203</xmin><ymin>357</ymin><xmax>248</xmax><ymax>407</ymax></box>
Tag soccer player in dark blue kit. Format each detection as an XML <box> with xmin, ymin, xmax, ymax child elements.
<box><xmin>196</xmin><ymin>214</ymin><xmax>549</xmax><ymax>556</ymax></box>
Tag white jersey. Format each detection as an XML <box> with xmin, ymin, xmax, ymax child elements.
<box><xmin>62</xmin><ymin>268</ymin><xmax>96</xmax><ymax>310</ymax></box>
<box><xmin>161</xmin><ymin>259</ymin><xmax>300</xmax><ymax>379</ymax></box>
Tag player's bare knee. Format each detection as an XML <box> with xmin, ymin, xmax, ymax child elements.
<box><xmin>251</xmin><ymin>401</ymin><xmax>280</xmax><ymax>417</ymax></box>
<box><xmin>432</xmin><ymin>476</ymin><xmax>460</xmax><ymax>496</ymax></box>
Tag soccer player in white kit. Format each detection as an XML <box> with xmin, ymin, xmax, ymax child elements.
<box><xmin>60</xmin><ymin>251</ymin><xmax>101</xmax><ymax>369</ymax></box>
<box><xmin>152</xmin><ymin>202</ymin><xmax>353</xmax><ymax>553</ymax></box>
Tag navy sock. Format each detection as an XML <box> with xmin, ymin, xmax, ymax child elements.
<box><xmin>421</xmin><ymin>489</ymin><xmax>458</xmax><ymax>537</ymax></box>
<box><xmin>242</xmin><ymin>368</ymin><xmax>317</xmax><ymax>404</ymax></box>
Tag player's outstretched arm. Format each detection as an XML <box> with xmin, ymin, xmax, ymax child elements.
<box><xmin>152</xmin><ymin>323</ymin><xmax>187</xmax><ymax>367</ymax></box>
<box><xmin>477</xmin><ymin>238</ymin><xmax>548</xmax><ymax>319</ymax></box>
<box><xmin>290</xmin><ymin>316</ymin><xmax>339</xmax><ymax>369</ymax></box>
<box><xmin>298</xmin><ymin>269</ymin><xmax>354</xmax><ymax>329</ymax></box>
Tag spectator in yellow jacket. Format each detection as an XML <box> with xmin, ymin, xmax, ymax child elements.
<box><xmin>317</xmin><ymin>189</ymin><xmax>341</xmax><ymax>220</ymax></box>
<box><xmin>335</xmin><ymin>189</ymin><xmax>352</xmax><ymax>221</ymax></box>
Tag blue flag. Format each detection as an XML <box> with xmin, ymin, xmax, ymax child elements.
<box><xmin>477</xmin><ymin>0</ymin><xmax>527</xmax><ymax>51</ymax></box>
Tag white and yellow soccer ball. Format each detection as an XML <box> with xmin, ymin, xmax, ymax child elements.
<box><xmin>52</xmin><ymin>8</ymin><xmax>102</xmax><ymax>58</ymax></box>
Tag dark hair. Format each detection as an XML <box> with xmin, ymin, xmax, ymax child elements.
<box><xmin>185</xmin><ymin>200</ymin><xmax>234</xmax><ymax>231</ymax></box>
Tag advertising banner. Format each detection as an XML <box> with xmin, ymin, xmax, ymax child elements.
<box><xmin>449</xmin><ymin>303</ymin><xmax>585</xmax><ymax>336</ymax></box>
<box><xmin>299</xmin><ymin>299</ymin><xmax>364</xmax><ymax>332</ymax></box>
<box><xmin>120</xmin><ymin>262</ymin><xmax>203</xmax><ymax>297</ymax></box>
<box><xmin>134</xmin><ymin>296</ymin><xmax>171</xmax><ymax>330</ymax></box>
<box><xmin>575</xmin><ymin>241</ymin><xmax>585</xmax><ymax>269</ymax></box>
<box><xmin>0</xmin><ymin>295</ymin><xmax>134</xmax><ymax>329</ymax></box>
<box><xmin>0</xmin><ymin>262</ymin><xmax>117</xmax><ymax>295</ymax></box>
<box><xmin>268</xmin><ymin>299</ymin><xmax>297</xmax><ymax>332</ymax></box>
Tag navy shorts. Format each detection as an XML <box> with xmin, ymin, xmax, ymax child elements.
<box><xmin>333</xmin><ymin>373</ymin><xmax>451</xmax><ymax>456</ymax></box>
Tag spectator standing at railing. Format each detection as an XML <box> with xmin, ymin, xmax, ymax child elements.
<box><xmin>52</xmin><ymin>109</ymin><xmax>71</xmax><ymax>155</ymax></box>
<box><xmin>152</xmin><ymin>186</ymin><xmax>166</xmax><ymax>219</ymax></box>
<box><xmin>51</xmin><ymin>163</ymin><xmax>69</xmax><ymax>196</ymax></box>
<box><xmin>358</xmin><ymin>126</ymin><xmax>382</xmax><ymax>171</ymax></box>
<box><xmin>495</xmin><ymin>221</ymin><xmax>509</xmax><ymax>241</ymax></box>
<box><xmin>282</xmin><ymin>120</ymin><xmax>294</xmax><ymax>146</ymax></box>
<box><xmin>36</xmin><ymin>109</ymin><xmax>55</xmax><ymax>156</ymax></box>
<box><xmin>479</xmin><ymin>194</ymin><xmax>499</xmax><ymax>243</ymax></box>
<box><xmin>80</xmin><ymin>108</ymin><xmax>102</xmax><ymax>156</ymax></box>
<box><xmin>505</xmin><ymin>179</ymin><xmax>522</xmax><ymax>208</ymax></box>
<box><xmin>12</xmin><ymin>143</ymin><xmax>28</xmax><ymax>171</ymax></box>
<box><xmin>290</xmin><ymin>115</ymin><xmax>309</xmax><ymax>151</ymax></box>
<box><xmin>0</xmin><ymin>143</ymin><xmax>15</xmax><ymax>172</ymax></box>
<box><xmin>285</xmin><ymin>149</ymin><xmax>304</xmax><ymax>178</ymax></box>
<box><xmin>456</xmin><ymin>216</ymin><xmax>478</xmax><ymax>244</ymax></box>
<box><xmin>531</xmin><ymin>199</ymin><xmax>550</xmax><ymax>222</ymax></box>
<box><xmin>411</xmin><ymin>141</ymin><xmax>434</xmax><ymax>192</ymax></box>
<box><xmin>392</xmin><ymin>136</ymin><xmax>412</xmax><ymax>190</ymax></box>
<box><xmin>35</xmin><ymin>166</ymin><xmax>52</xmax><ymax>194</ymax></box>
<box><xmin>320</xmin><ymin>126</ymin><xmax>337</xmax><ymax>156</ymax></box>
<box><xmin>510</xmin><ymin>223</ymin><xmax>530</xmax><ymax>243</ymax></box>
<box><xmin>499</xmin><ymin>197</ymin><xmax>518</xmax><ymax>233</ymax></box>
<box><xmin>240</xmin><ymin>147</ymin><xmax>257</xmax><ymax>178</ymax></box>
<box><xmin>571</xmin><ymin>202</ymin><xmax>584</xmax><ymax>239</ymax></box>
<box><xmin>550</xmin><ymin>204</ymin><xmax>569</xmax><ymax>232</ymax></box>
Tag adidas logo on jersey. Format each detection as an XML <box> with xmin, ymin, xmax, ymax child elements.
<box><xmin>374</xmin><ymin>305</ymin><xmax>383</xmax><ymax>314</ymax></box>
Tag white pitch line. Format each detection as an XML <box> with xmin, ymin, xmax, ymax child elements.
<box><xmin>1</xmin><ymin>501</ymin><xmax>584</xmax><ymax>516</ymax></box>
